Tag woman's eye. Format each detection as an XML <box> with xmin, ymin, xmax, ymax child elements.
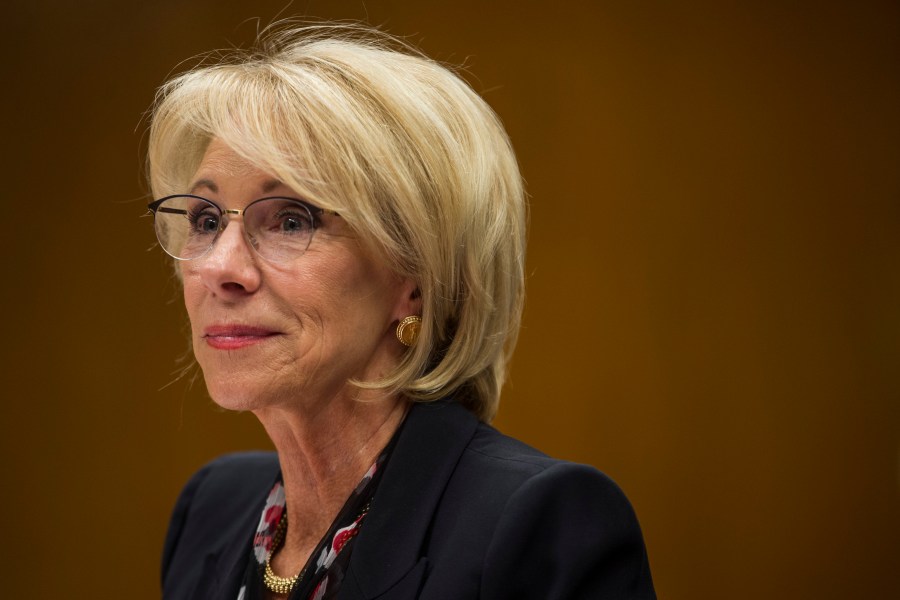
<box><xmin>199</xmin><ymin>215</ymin><xmax>220</xmax><ymax>232</ymax></box>
<box><xmin>188</xmin><ymin>208</ymin><xmax>220</xmax><ymax>234</ymax></box>
<box><xmin>277</xmin><ymin>212</ymin><xmax>313</xmax><ymax>234</ymax></box>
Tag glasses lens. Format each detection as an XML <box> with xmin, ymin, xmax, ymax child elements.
<box><xmin>243</xmin><ymin>198</ymin><xmax>316</xmax><ymax>262</ymax></box>
<box><xmin>153</xmin><ymin>195</ymin><xmax>222</xmax><ymax>260</ymax></box>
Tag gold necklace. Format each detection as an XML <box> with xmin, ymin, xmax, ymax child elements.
<box><xmin>263</xmin><ymin>512</ymin><xmax>305</xmax><ymax>595</ymax></box>
<box><xmin>263</xmin><ymin>500</ymin><xmax>373</xmax><ymax>595</ymax></box>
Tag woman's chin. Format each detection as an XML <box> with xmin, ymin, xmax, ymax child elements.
<box><xmin>203</xmin><ymin>376</ymin><xmax>272</xmax><ymax>412</ymax></box>
<box><xmin>208</xmin><ymin>394</ymin><xmax>259</xmax><ymax>412</ymax></box>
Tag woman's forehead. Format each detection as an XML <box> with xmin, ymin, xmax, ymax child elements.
<box><xmin>195</xmin><ymin>139</ymin><xmax>266</xmax><ymax>177</ymax></box>
<box><xmin>189</xmin><ymin>140</ymin><xmax>290</xmax><ymax>194</ymax></box>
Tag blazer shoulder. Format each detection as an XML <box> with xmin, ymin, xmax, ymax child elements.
<box><xmin>417</xmin><ymin>421</ymin><xmax>654</xmax><ymax>599</ymax></box>
<box><xmin>458</xmin><ymin>424</ymin><xmax>640</xmax><ymax>526</ymax></box>
<box><xmin>463</xmin><ymin>422</ymin><xmax>559</xmax><ymax>473</ymax></box>
<box><xmin>479</xmin><ymin>455</ymin><xmax>655</xmax><ymax>599</ymax></box>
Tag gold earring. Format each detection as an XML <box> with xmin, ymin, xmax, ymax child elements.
<box><xmin>396</xmin><ymin>316</ymin><xmax>422</xmax><ymax>347</ymax></box>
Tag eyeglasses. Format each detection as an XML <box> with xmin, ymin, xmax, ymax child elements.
<box><xmin>147</xmin><ymin>194</ymin><xmax>334</xmax><ymax>263</ymax></box>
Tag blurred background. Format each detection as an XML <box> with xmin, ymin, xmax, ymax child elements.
<box><xmin>2</xmin><ymin>1</ymin><xmax>898</xmax><ymax>598</ymax></box>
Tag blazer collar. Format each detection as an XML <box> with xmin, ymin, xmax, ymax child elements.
<box><xmin>341</xmin><ymin>400</ymin><xmax>478</xmax><ymax>599</ymax></box>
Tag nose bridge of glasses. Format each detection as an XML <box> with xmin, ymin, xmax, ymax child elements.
<box><xmin>210</xmin><ymin>212</ymin><xmax>257</xmax><ymax>260</ymax></box>
<box><xmin>218</xmin><ymin>208</ymin><xmax>246</xmax><ymax>233</ymax></box>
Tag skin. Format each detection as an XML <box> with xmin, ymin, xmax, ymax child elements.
<box><xmin>181</xmin><ymin>139</ymin><xmax>420</xmax><ymax>584</ymax></box>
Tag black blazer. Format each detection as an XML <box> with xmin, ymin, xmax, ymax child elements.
<box><xmin>162</xmin><ymin>401</ymin><xmax>655</xmax><ymax>599</ymax></box>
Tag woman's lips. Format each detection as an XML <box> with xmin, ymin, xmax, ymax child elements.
<box><xmin>202</xmin><ymin>325</ymin><xmax>279</xmax><ymax>350</ymax></box>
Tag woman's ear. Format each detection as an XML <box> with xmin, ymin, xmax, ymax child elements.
<box><xmin>394</xmin><ymin>278</ymin><xmax>422</xmax><ymax>320</ymax></box>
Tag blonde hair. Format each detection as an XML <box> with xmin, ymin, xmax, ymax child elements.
<box><xmin>147</xmin><ymin>25</ymin><xmax>526</xmax><ymax>422</ymax></box>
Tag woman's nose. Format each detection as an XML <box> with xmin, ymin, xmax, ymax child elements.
<box><xmin>192</xmin><ymin>220</ymin><xmax>262</xmax><ymax>296</ymax></box>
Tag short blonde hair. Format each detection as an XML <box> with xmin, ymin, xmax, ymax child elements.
<box><xmin>147</xmin><ymin>25</ymin><xmax>526</xmax><ymax>422</ymax></box>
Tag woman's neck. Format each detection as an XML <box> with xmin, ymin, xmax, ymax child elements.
<box><xmin>253</xmin><ymin>393</ymin><xmax>409</xmax><ymax>575</ymax></box>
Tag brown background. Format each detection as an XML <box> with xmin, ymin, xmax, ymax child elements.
<box><xmin>2</xmin><ymin>1</ymin><xmax>898</xmax><ymax>598</ymax></box>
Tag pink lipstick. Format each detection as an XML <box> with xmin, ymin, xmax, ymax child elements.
<box><xmin>202</xmin><ymin>325</ymin><xmax>278</xmax><ymax>350</ymax></box>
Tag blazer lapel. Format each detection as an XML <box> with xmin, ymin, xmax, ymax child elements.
<box><xmin>340</xmin><ymin>401</ymin><xmax>478</xmax><ymax>600</ymax></box>
<box><xmin>208</xmin><ymin>463</ymin><xmax>282</xmax><ymax>600</ymax></box>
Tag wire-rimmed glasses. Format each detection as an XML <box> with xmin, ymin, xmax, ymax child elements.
<box><xmin>147</xmin><ymin>194</ymin><xmax>330</xmax><ymax>263</ymax></box>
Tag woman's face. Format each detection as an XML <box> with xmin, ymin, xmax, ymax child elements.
<box><xmin>181</xmin><ymin>139</ymin><xmax>417</xmax><ymax>412</ymax></box>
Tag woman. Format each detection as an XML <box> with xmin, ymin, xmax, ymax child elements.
<box><xmin>149</xmin><ymin>26</ymin><xmax>655</xmax><ymax>600</ymax></box>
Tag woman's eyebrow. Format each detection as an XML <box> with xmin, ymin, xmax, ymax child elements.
<box><xmin>187</xmin><ymin>178</ymin><xmax>285</xmax><ymax>195</ymax></box>
<box><xmin>260</xmin><ymin>179</ymin><xmax>284</xmax><ymax>194</ymax></box>
<box><xmin>189</xmin><ymin>178</ymin><xmax>218</xmax><ymax>195</ymax></box>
